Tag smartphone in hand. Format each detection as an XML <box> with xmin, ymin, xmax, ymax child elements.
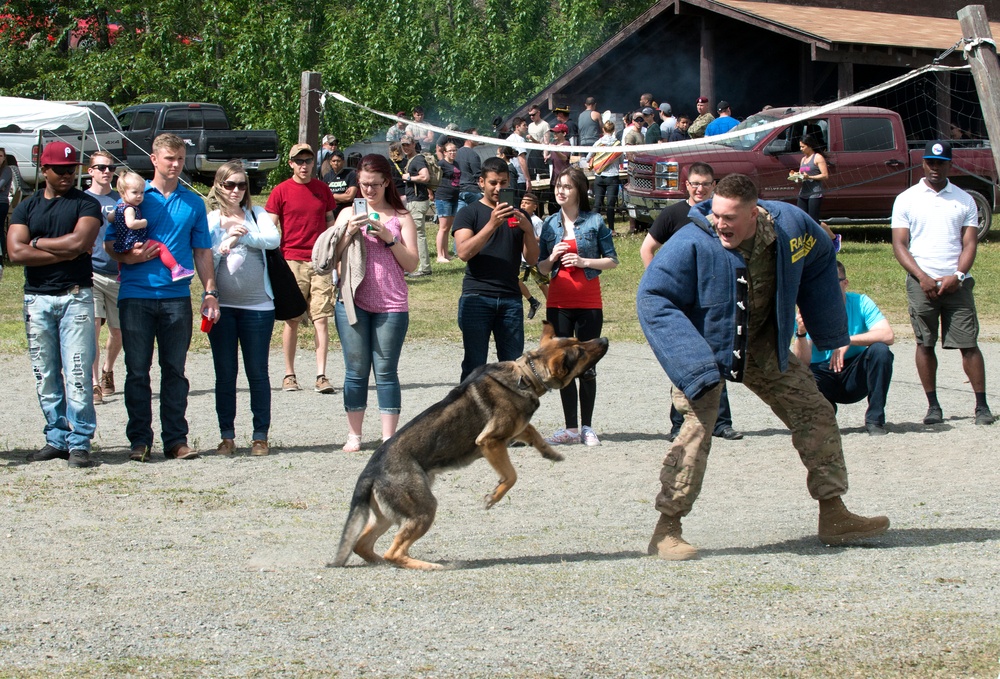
<box><xmin>498</xmin><ymin>188</ymin><xmax>516</xmax><ymax>207</ymax></box>
<box><xmin>353</xmin><ymin>198</ymin><xmax>368</xmax><ymax>216</ymax></box>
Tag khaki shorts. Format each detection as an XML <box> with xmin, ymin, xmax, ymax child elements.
<box><xmin>520</xmin><ymin>263</ymin><xmax>550</xmax><ymax>287</ymax></box>
<box><xmin>93</xmin><ymin>271</ymin><xmax>120</xmax><ymax>329</ymax></box>
<box><xmin>906</xmin><ymin>274</ymin><xmax>979</xmax><ymax>349</ymax></box>
<box><xmin>288</xmin><ymin>259</ymin><xmax>334</xmax><ymax>321</ymax></box>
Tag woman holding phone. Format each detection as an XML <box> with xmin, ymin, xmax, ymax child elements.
<box><xmin>332</xmin><ymin>154</ymin><xmax>419</xmax><ymax>452</ymax></box>
<box><xmin>537</xmin><ymin>166</ymin><xmax>618</xmax><ymax>447</ymax></box>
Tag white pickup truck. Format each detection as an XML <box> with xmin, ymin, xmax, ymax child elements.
<box><xmin>0</xmin><ymin>99</ymin><xmax>124</xmax><ymax>189</ymax></box>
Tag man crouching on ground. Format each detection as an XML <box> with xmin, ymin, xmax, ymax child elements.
<box><xmin>636</xmin><ymin>173</ymin><xmax>889</xmax><ymax>560</ymax></box>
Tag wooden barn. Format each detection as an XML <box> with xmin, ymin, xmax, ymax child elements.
<box><xmin>511</xmin><ymin>1</ymin><xmax>1000</xmax><ymax>138</ymax></box>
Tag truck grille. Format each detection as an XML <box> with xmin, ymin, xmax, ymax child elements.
<box><xmin>631</xmin><ymin>161</ymin><xmax>654</xmax><ymax>175</ymax></box>
<box><xmin>631</xmin><ymin>176</ymin><xmax>654</xmax><ymax>191</ymax></box>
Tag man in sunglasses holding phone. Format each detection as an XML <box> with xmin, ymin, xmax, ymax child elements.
<box><xmin>7</xmin><ymin>142</ymin><xmax>102</xmax><ymax>468</ymax></box>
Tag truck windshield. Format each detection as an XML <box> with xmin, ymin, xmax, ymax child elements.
<box><xmin>710</xmin><ymin>113</ymin><xmax>782</xmax><ymax>150</ymax></box>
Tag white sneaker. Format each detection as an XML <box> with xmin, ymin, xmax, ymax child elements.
<box><xmin>580</xmin><ymin>426</ymin><xmax>601</xmax><ymax>447</ymax></box>
<box><xmin>546</xmin><ymin>428</ymin><xmax>581</xmax><ymax>445</ymax></box>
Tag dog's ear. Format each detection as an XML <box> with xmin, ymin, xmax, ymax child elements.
<box><xmin>540</xmin><ymin>320</ymin><xmax>556</xmax><ymax>343</ymax></box>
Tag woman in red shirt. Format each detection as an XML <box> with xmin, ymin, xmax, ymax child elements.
<box><xmin>537</xmin><ymin>167</ymin><xmax>618</xmax><ymax>446</ymax></box>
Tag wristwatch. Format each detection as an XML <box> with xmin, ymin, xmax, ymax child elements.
<box><xmin>202</xmin><ymin>289</ymin><xmax>219</xmax><ymax>300</ymax></box>
<box><xmin>30</xmin><ymin>237</ymin><xmax>40</xmax><ymax>249</ymax></box>
<box><xmin>384</xmin><ymin>237</ymin><xmax>398</xmax><ymax>248</ymax></box>
<box><xmin>954</xmin><ymin>271</ymin><xmax>967</xmax><ymax>283</ymax></box>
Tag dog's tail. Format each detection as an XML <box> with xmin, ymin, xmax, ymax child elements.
<box><xmin>331</xmin><ymin>475</ymin><xmax>376</xmax><ymax>567</ymax></box>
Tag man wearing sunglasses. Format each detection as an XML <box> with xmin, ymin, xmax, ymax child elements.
<box><xmin>85</xmin><ymin>151</ymin><xmax>123</xmax><ymax>407</ymax></box>
<box><xmin>7</xmin><ymin>141</ymin><xmax>102</xmax><ymax>468</ymax></box>
<box><xmin>265</xmin><ymin>143</ymin><xmax>338</xmax><ymax>394</ymax></box>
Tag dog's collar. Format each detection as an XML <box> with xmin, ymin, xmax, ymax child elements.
<box><xmin>518</xmin><ymin>356</ymin><xmax>549</xmax><ymax>396</ymax></box>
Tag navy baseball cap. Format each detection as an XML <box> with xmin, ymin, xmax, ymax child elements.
<box><xmin>923</xmin><ymin>140</ymin><xmax>952</xmax><ymax>161</ymax></box>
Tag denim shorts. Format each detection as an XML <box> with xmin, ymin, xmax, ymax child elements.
<box><xmin>435</xmin><ymin>198</ymin><xmax>458</xmax><ymax>218</ymax></box>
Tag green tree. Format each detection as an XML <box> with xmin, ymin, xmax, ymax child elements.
<box><xmin>0</xmin><ymin>0</ymin><xmax>651</xmax><ymax>185</ymax></box>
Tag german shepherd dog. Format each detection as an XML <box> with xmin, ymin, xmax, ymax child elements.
<box><xmin>332</xmin><ymin>322</ymin><xmax>609</xmax><ymax>570</ymax></box>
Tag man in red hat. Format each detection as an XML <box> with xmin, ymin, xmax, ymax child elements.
<box><xmin>7</xmin><ymin>141</ymin><xmax>102</xmax><ymax>468</ymax></box>
<box><xmin>689</xmin><ymin>96</ymin><xmax>715</xmax><ymax>139</ymax></box>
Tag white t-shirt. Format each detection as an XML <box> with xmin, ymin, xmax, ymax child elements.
<box><xmin>406</xmin><ymin>122</ymin><xmax>432</xmax><ymax>141</ymax></box>
<box><xmin>890</xmin><ymin>179</ymin><xmax>978</xmax><ymax>278</ymax></box>
<box><xmin>527</xmin><ymin>120</ymin><xmax>550</xmax><ymax>143</ymax></box>
<box><xmin>506</xmin><ymin>133</ymin><xmax>528</xmax><ymax>184</ymax></box>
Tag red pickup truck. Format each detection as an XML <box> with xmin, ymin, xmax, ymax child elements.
<box><xmin>625</xmin><ymin>106</ymin><xmax>998</xmax><ymax>239</ymax></box>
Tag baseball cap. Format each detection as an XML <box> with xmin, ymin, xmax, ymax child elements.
<box><xmin>641</xmin><ymin>107</ymin><xmax>655</xmax><ymax>116</ymax></box>
<box><xmin>659</xmin><ymin>102</ymin><xmax>672</xmax><ymax>114</ymax></box>
<box><xmin>696</xmin><ymin>96</ymin><xmax>709</xmax><ymax>104</ymax></box>
<box><xmin>552</xmin><ymin>123</ymin><xmax>569</xmax><ymax>134</ymax></box>
<box><xmin>717</xmin><ymin>100</ymin><xmax>731</xmax><ymax>112</ymax></box>
<box><xmin>288</xmin><ymin>143</ymin><xmax>315</xmax><ymax>159</ymax></box>
<box><xmin>923</xmin><ymin>140</ymin><xmax>952</xmax><ymax>161</ymax></box>
<box><xmin>40</xmin><ymin>141</ymin><xmax>79</xmax><ymax>166</ymax></box>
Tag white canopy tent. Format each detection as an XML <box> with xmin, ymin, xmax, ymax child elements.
<box><xmin>0</xmin><ymin>97</ymin><xmax>96</xmax><ymax>189</ymax></box>
<box><xmin>0</xmin><ymin>97</ymin><xmax>92</xmax><ymax>131</ymax></box>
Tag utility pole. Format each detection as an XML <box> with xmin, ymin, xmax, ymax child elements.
<box><xmin>958</xmin><ymin>5</ymin><xmax>1000</xmax><ymax>180</ymax></box>
<box><xmin>299</xmin><ymin>71</ymin><xmax>322</xmax><ymax>150</ymax></box>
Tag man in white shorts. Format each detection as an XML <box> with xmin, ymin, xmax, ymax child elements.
<box><xmin>84</xmin><ymin>151</ymin><xmax>123</xmax><ymax>405</ymax></box>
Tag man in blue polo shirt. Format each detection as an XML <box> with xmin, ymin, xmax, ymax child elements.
<box><xmin>106</xmin><ymin>133</ymin><xmax>218</xmax><ymax>462</ymax></box>
<box><xmin>793</xmin><ymin>261</ymin><xmax>895</xmax><ymax>435</ymax></box>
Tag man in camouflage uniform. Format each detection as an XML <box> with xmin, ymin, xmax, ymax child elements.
<box><xmin>637</xmin><ymin>174</ymin><xmax>890</xmax><ymax>560</ymax></box>
<box><xmin>688</xmin><ymin>96</ymin><xmax>715</xmax><ymax>139</ymax></box>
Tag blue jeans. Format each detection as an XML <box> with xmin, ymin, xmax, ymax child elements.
<box><xmin>334</xmin><ymin>301</ymin><xmax>409</xmax><ymax>414</ymax></box>
<box><xmin>119</xmin><ymin>297</ymin><xmax>192</xmax><ymax>449</ymax></box>
<box><xmin>24</xmin><ymin>287</ymin><xmax>96</xmax><ymax>451</ymax></box>
<box><xmin>457</xmin><ymin>191</ymin><xmax>483</xmax><ymax>214</ymax></box>
<box><xmin>457</xmin><ymin>293</ymin><xmax>524</xmax><ymax>382</ymax></box>
<box><xmin>810</xmin><ymin>343</ymin><xmax>894</xmax><ymax>426</ymax></box>
<box><xmin>208</xmin><ymin>307</ymin><xmax>275</xmax><ymax>440</ymax></box>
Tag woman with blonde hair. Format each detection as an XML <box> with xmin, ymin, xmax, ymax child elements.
<box><xmin>332</xmin><ymin>153</ymin><xmax>419</xmax><ymax>452</ymax></box>
<box><xmin>205</xmin><ymin>161</ymin><xmax>281</xmax><ymax>457</ymax></box>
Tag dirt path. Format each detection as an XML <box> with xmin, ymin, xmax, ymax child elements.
<box><xmin>0</xmin><ymin>339</ymin><xmax>997</xmax><ymax>677</ymax></box>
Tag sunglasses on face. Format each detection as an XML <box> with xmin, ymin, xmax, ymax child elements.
<box><xmin>222</xmin><ymin>180</ymin><xmax>247</xmax><ymax>191</ymax></box>
<box><xmin>48</xmin><ymin>166</ymin><xmax>77</xmax><ymax>176</ymax></box>
<box><xmin>90</xmin><ymin>164</ymin><xmax>116</xmax><ymax>172</ymax></box>
<box><xmin>290</xmin><ymin>158</ymin><xmax>314</xmax><ymax>166</ymax></box>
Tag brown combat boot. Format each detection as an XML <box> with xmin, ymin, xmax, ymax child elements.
<box><xmin>647</xmin><ymin>514</ymin><xmax>699</xmax><ymax>561</ymax></box>
<box><xmin>818</xmin><ymin>497</ymin><xmax>890</xmax><ymax>546</ymax></box>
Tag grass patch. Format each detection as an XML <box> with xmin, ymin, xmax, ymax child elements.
<box><xmin>2</xmin><ymin>220</ymin><xmax>999</xmax><ymax>355</ymax></box>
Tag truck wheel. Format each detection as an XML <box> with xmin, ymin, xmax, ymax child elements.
<box><xmin>967</xmin><ymin>189</ymin><xmax>992</xmax><ymax>241</ymax></box>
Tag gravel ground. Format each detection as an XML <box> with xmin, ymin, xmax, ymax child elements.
<box><xmin>0</xmin><ymin>338</ymin><xmax>998</xmax><ymax>678</ymax></box>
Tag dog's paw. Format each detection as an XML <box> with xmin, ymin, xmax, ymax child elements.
<box><xmin>483</xmin><ymin>493</ymin><xmax>499</xmax><ymax>510</ymax></box>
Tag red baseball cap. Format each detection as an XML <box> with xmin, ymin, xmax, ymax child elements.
<box><xmin>40</xmin><ymin>142</ymin><xmax>80</xmax><ymax>166</ymax></box>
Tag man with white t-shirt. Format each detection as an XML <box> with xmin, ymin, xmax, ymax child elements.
<box><xmin>891</xmin><ymin>140</ymin><xmax>993</xmax><ymax>426</ymax></box>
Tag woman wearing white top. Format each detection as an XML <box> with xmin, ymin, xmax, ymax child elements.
<box><xmin>205</xmin><ymin>161</ymin><xmax>280</xmax><ymax>457</ymax></box>
<box><xmin>587</xmin><ymin>120</ymin><xmax>623</xmax><ymax>233</ymax></box>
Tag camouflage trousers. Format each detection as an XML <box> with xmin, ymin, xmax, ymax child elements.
<box><xmin>655</xmin><ymin>351</ymin><xmax>849</xmax><ymax>518</ymax></box>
